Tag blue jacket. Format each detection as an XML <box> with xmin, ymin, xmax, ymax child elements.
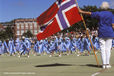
<box><xmin>91</xmin><ymin>11</ymin><xmax>114</xmax><ymax>38</ymax></box>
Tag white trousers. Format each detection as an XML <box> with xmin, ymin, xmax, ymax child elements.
<box><xmin>99</xmin><ymin>38</ymin><xmax>112</xmax><ymax>65</ymax></box>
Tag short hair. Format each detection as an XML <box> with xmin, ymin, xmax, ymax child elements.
<box><xmin>100</xmin><ymin>1</ymin><xmax>110</xmax><ymax>10</ymax></box>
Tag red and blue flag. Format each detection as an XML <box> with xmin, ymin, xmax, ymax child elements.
<box><xmin>37</xmin><ymin>0</ymin><xmax>82</xmax><ymax>40</ymax></box>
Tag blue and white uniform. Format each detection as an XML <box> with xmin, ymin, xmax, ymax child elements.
<box><xmin>78</xmin><ymin>37</ymin><xmax>85</xmax><ymax>53</ymax></box>
<box><xmin>83</xmin><ymin>37</ymin><xmax>91</xmax><ymax>52</ymax></box>
<box><xmin>15</xmin><ymin>38</ymin><xmax>21</xmax><ymax>52</ymax></box>
<box><xmin>3</xmin><ymin>41</ymin><xmax>9</xmax><ymax>54</ymax></box>
<box><xmin>34</xmin><ymin>41</ymin><xmax>39</xmax><ymax>53</ymax></box>
<box><xmin>48</xmin><ymin>40</ymin><xmax>56</xmax><ymax>53</ymax></box>
<box><xmin>19</xmin><ymin>39</ymin><xmax>30</xmax><ymax>55</ymax></box>
<box><xmin>38</xmin><ymin>40</ymin><xmax>44</xmax><ymax>54</ymax></box>
<box><xmin>70</xmin><ymin>39</ymin><xmax>76</xmax><ymax>52</ymax></box>
<box><xmin>65</xmin><ymin>37</ymin><xmax>71</xmax><ymax>51</ymax></box>
<box><xmin>59</xmin><ymin>38</ymin><xmax>67</xmax><ymax>52</ymax></box>
<box><xmin>112</xmin><ymin>39</ymin><xmax>114</xmax><ymax>48</ymax></box>
<box><xmin>43</xmin><ymin>39</ymin><xmax>50</xmax><ymax>54</ymax></box>
<box><xmin>0</xmin><ymin>41</ymin><xmax>3</xmax><ymax>54</ymax></box>
<box><xmin>8</xmin><ymin>39</ymin><xmax>16</xmax><ymax>55</ymax></box>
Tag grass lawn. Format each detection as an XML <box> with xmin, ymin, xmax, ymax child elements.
<box><xmin>0</xmin><ymin>49</ymin><xmax>114</xmax><ymax>76</ymax></box>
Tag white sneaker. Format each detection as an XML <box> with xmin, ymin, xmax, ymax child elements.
<box><xmin>59</xmin><ymin>55</ymin><xmax>62</xmax><ymax>57</ymax></box>
<box><xmin>67</xmin><ymin>54</ymin><xmax>69</xmax><ymax>56</ymax></box>
<box><xmin>18</xmin><ymin>55</ymin><xmax>21</xmax><ymax>58</ymax></box>
<box><xmin>102</xmin><ymin>65</ymin><xmax>106</xmax><ymax>69</ymax></box>
<box><xmin>27</xmin><ymin>55</ymin><xmax>29</xmax><ymax>58</ymax></box>
<box><xmin>49</xmin><ymin>55</ymin><xmax>52</xmax><ymax>57</ymax></box>
<box><xmin>106</xmin><ymin>65</ymin><xmax>111</xmax><ymax>69</ymax></box>
<box><xmin>77</xmin><ymin>54</ymin><xmax>80</xmax><ymax>56</ymax></box>
<box><xmin>34</xmin><ymin>54</ymin><xmax>36</xmax><ymax>56</ymax></box>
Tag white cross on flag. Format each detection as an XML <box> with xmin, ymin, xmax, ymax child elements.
<box><xmin>37</xmin><ymin>0</ymin><xmax>82</xmax><ymax>40</ymax></box>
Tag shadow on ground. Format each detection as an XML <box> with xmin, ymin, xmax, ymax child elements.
<box><xmin>80</xmin><ymin>64</ymin><xmax>102</xmax><ymax>68</ymax></box>
<box><xmin>35</xmin><ymin>63</ymin><xmax>74</xmax><ymax>67</ymax></box>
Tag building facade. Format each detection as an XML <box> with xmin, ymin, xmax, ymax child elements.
<box><xmin>14</xmin><ymin>18</ymin><xmax>39</xmax><ymax>38</ymax></box>
<box><xmin>0</xmin><ymin>24</ymin><xmax>4</xmax><ymax>31</ymax></box>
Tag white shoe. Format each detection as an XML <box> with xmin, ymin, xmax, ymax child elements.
<box><xmin>34</xmin><ymin>54</ymin><xmax>36</xmax><ymax>56</ymax></box>
<box><xmin>106</xmin><ymin>65</ymin><xmax>111</xmax><ymax>69</ymax></box>
<box><xmin>27</xmin><ymin>56</ymin><xmax>29</xmax><ymax>58</ymax></box>
<box><xmin>77</xmin><ymin>54</ymin><xmax>80</xmax><ymax>56</ymax></box>
<box><xmin>59</xmin><ymin>55</ymin><xmax>62</xmax><ymax>57</ymax></box>
<box><xmin>67</xmin><ymin>54</ymin><xmax>69</xmax><ymax>56</ymax></box>
<box><xmin>49</xmin><ymin>55</ymin><xmax>52</xmax><ymax>57</ymax></box>
<box><xmin>102</xmin><ymin>65</ymin><xmax>106</xmax><ymax>69</ymax></box>
<box><xmin>13</xmin><ymin>54</ymin><xmax>16</xmax><ymax>56</ymax></box>
<box><xmin>18</xmin><ymin>55</ymin><xmax>21</xmax><ymax>58</ymax></box>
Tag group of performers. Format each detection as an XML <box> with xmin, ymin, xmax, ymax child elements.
<box><xmin>0</xmin><ymin>32</ymin><xmax>114</xmax><ymax>58</ymax></box>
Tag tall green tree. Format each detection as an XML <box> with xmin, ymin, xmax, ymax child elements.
<box><xmin>5</xmin><ymin>26</ymin><xmax>14</xmax><ymax>39</ymax></box>
<box><xmin>0</xmin><ymin>26</ymin><xmax>14</xmax><ymax>41</ymax></box>
<box><xmin>22</xmin><ymin>30</ymin><xmax>33</xmax><ymax>38</ymax></box>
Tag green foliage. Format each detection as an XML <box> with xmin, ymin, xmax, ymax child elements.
<box><xmin>5</xmin><ymin>26</ymin><xmax>14</xmax><ymax>38</ymax></box>
<box><xmin>22</xmin><ymin>30</ymin><xmax>33</xmax><ymax>38</ymax></box>
<box><xmin>0</xmin><ymin>26</ymin><xmax>14</xmax><ymax>41</ymax></box>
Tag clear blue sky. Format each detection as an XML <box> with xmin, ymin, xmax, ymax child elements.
<box><xmin>0</xmin><ymin>0</ymin><xmax>113</xmax><ymax>22</ymax></box>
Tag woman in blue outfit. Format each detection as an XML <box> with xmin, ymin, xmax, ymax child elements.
<box><xmin>70</xmin><ymin>36</ymin><xmax>76</xmax><ymax>53</ymax></box>
<box><xmin>48</xmin><ymin>37</ymin><xmax>56</xmax><ymax>57</ymax></box>
<box><xmin>33</xmin><ymin>40</ymin><xmax>39</xmax><ymax>56</ymax></box>
<box><xmin>15</xmin><ymin>38</ymin><xmax>21</xmax><ymax>54</ymax></box>
<box><xmin>79</xmin><ymin>2</ymin><xmax>114</xmax><ymax>69</ymax></box>
<box><xmin>38</xmin><ymin>40</ymin><xmax>44</xmax><ymax>55</ymax></box>
<box><xmin>8</xmin><ymin>39</ymin><xmax>16</xmax><ymax>56</ymax></box>
<box><xmin>78</xmin><ymin>35</ymin><xmax>85</xmax><ymax>54</ymax></box>
<box><xmin>43</xmin><ymin>39</ymin><xmax>50</xmax><ymax>54</ymax></box>
<box><xmin>3</xmin><ymin>40</ymin><xmax>9</xmax><ymax>55</ymax></box>
<box><xmin>83</xmin><ymin>35</ymin><xmax>91</xmax><ymax>55</ymax></box>
<box><xmin>19</xmin><ymin>37</ymin><xmax>30</xmax><ymax>58</ymax></box>
<box><xmin>65</xmin><ymin>36</ymin><xmax>71</xmax><ymax>55</ymax></box>
<box><xmin>0</xmin><ymin>41</ymin><xmax>3</xmax><ymax>55</ymax></box>
<box><xmin>59</xmin><ymin>37</ymin><xmax>67</xmax><ymax>54</ymax></box>
<box><xmin>112</xmin><ymin>39</ymin><xmax>114</xmax><ymax>48</ymax></box>
<box><xmin>56</xmin><ymin>35</ymin><xmax>63</xmax><ymax>57</ymax></box>
<box><xmin>92</xmin><ymin>35</ymin><xmax>100</xmax><ymax>51</ymax></box>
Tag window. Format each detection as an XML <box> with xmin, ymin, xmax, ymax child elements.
<box><xmin>21</xmin><ymin>23</ymin><xmax>24</xmax><ymax>29</ymax></box>
<box><xmin>25</xmin><ymin>23</ymin><xmax>28</xmax><ymax>29</ymax></box>
<box><xmin>21</xmin><ymin>30</ymin><xmax>24</xmax><ymax>35</ymax></box>
<box><xmin>30</xmin><ymin>30</ymin><xmax>33</xmax><ymax>33</ymax></box>
<box><xmin>16</xmin><ymin>31</ymin><xmax>20</xmax><ymax>35</ymax></box>
<box><xmin>16</xmin><ymin>25</ymin><xmax>20</xmax><ymax>29</ymax></box>
<box><xmin>34</xmin><ymin>30</ymin><xmax>38</xmax><ymax>35</ymax></box>
<box><xmin>34</xmin><ymin>22</ymin><xmax>38</xmax><ymax>29</ymax></box>
<box><xmin>30</xmin><ymin>24</ymin><xmax>33</xmax><ymax>29</ymax></box>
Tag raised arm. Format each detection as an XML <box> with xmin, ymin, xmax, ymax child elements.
<box><xmin>78</xmin><ymin>8</ymin><xmax>92</xmax><ymax>15</ymax></box>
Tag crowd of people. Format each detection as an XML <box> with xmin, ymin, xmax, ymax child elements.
<box><xmin>0</xmin><ymin>30</ymin><xmax>114</xmax><ymax>58</ymax></box>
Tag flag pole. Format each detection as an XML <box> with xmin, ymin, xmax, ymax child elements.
<box><xmin>75</xmin><ymin>0</ymin><xmax>100</xmax><ymax>66</ymax></box>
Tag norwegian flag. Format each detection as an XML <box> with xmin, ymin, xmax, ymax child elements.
<box><xmin>37</xmin><ymin>0</ymin><xmax>82</xmax><ymax>40</ymax></box>
<box><xmin>37</xmin><ymin>0</ymin><xmax>60</xmax><ymax>25</ymax></box>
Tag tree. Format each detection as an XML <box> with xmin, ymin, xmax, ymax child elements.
<box><xmin>22</xmin><ymin>30</ymin><xmax>33</xmax><ymax>38</ymax></box>
<box><xmin>5</xmin><ymin>26</ymin><xmax>14</xmax><ymax>39</ymax></box>
<box><xmin>0</xmin><ymin>26</ymin><xmax>14</xmax><ymax>41</ymax></box>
